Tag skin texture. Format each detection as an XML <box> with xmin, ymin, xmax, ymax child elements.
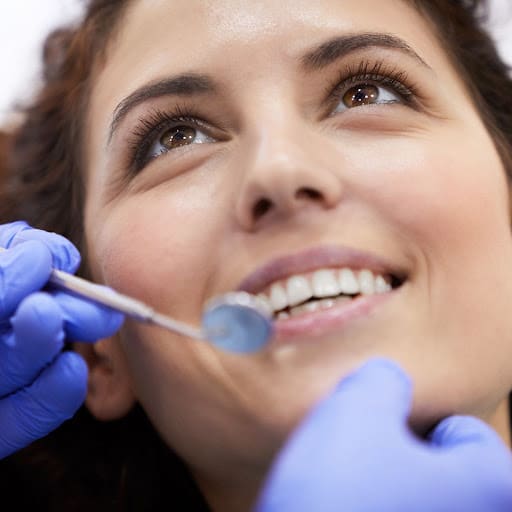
<box><xmin>81</xmin><ymin>0</ymin><xmax>512</xmax><ymax>509</ymax></box>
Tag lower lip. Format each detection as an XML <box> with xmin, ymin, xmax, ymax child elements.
<box><xmin>271</xmin><ymin>290</ymin><xmax>397</xmax><ymax>343</ymax></box>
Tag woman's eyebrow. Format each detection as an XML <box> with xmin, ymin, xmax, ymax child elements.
<box><xmin>107</xmin><ymin>73</ymin><xmax>217</xmax><ymax>144</ymax></box>
<box><xmin>301</xmin><ymin>32</ymin><xmax>432</xmax><ymax>71</ymax></box>
<box><xmin>107</xmin><ymin>34</ymin><xmax>429</xmax><ymax>145</ymax></box>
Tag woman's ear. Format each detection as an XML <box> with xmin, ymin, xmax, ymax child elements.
<box><xmin>74</xmin><ymin>335</ymin><xmax>136</xmax><ymax>421</ymax></box>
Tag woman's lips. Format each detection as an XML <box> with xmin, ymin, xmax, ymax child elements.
<box><xmin>237</xmin><ymin>245</ymin><xmax>407</xmax><ymax>295</ymax></box>
<box><xmin>270</xmin><ymin>287</ymin><xmax>398</xmax><ymax>343</ymax></box>
<box><xmin>232</xmin><ymin>244</ymin><xmax>407</xmax><ymax>344</ymax></box>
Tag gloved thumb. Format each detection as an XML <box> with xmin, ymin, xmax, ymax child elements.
<box><xmin>255</xmin><ymin>359</ymin><xmax>414</xmax><ymax>512</ymax></box>
<box><xmin>274</xmin><ymin>358</ymin><xmax>414</xmax><ymax>464</ymax></box>
<box><xmin>323</xmin><ymin>358</ymin><xmax>413</xmax><ymax>431</ymax></box>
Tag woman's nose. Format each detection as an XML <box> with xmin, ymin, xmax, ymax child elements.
<box><xmin>234</xmin><ymin>124</ymin><xmax>344</xmax><ymax>231</ymax></box>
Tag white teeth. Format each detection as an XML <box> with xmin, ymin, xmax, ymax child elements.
<box><xmin>375</xmin><ymin>275</ymin><xmax>392</xmax><ymax>294</ymax></box>
<box><xmin>286</xmin><ymin>275</ymin><xmax>313</xmax><ymax>307</ymax></box>
<box><xmin>319</xmin><ymin>298</ymin><xmax>336</xmax><ymax>309</ymax></box>
<box><xmin>277</xmin><ymin>311</ymin><xmax>290</xmax><ymax>320</ymax></box>
<box><xmin>311</xmin><ymin>269</ymin><xmax>341</xmax><ymax>298</ymax></box>
<box><xmin>287</xmin><ymin>295</ymin><xmax>353</xmax><ymax>318</ymax></box>
<box><xmin>358</xmin><ymin>269</ymin><xmax>375</xmax><ymax>295</ymax></box>
<box><xmin>289</xmin><ymin>300</ymin><xmax>322</xmax><ymax>317</ymax></box>
<box><xmin>320</xmin><ymin>296</ymin><xmax>352</xmax><ymax>308</ymax></box>
<box><xmin>339</xmin><ymin>268</ymin><xmax>360</xmax><ymax>295</ymax></box>
<box><xmin>302</xmin><ymin>301</ymin><xmax>320</xmax><ymax>313</ymax></box>
<box><xmin>269</xmin><ymin>283</ymin><xmax>288</xmax><ymax>311</ymax></box>
<box><xmin>261</xmin><ymin>267</ymin><xmax>395</xmax><ymax>314</ymax></box>
<box><xmin>257</xmin><ymin>294</ymin><xmax>274</xmax><ymax>316</ymax></box>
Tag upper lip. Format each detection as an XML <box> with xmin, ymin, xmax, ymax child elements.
<box><xmin>236</xmin><ymin>245</ymin><xmax>407</xmax><ymax>295</ymax></box>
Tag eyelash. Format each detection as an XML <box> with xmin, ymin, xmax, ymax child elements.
<box><xmin>127</xmin><ymin>105</ymin><xmax>208</xmax><ymax>173</ymax></box>
<box><xmin>127</xmin><ymin>59</ymin><xmax>420</xmax><ymax>173</ymax></box>
<box><xmin>326</xmin><ymin>60</ymin><xmax>419</xmax><ymax>111</ymax></box>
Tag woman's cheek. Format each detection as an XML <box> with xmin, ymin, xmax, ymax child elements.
<box><xmin>88</xmin><ymin>191</ymin><xmax>215</xmax><ymax>315</ymax></box>
<box><xmin>350</xmin><ymin>124</ymin><xmax>508</xmax><ymax>247</ymax></box>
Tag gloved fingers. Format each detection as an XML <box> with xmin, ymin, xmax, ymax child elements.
<box><xmin>430</xmin><ymin>415</ymin><xmax>512</xmax><ymax>504</ymax></box>
<box><xmin>430</xmin><ymin>415</ymin><xmax>505</xmax><ymax>449</ymax></box>
<box><xmin>52</xmin><ymin>289</ymin><xmax>124</xmax><ymax>342</ymax></box>
<box><xmin>430</xmin><ymin>415</ymin><xmax>512</xmax><ymax>462</ymax></box>
<box><xmin>276</xmin><ymin>359</ymin><xmax>413</xmax><ymax>462</ymax></box>
<box><xmin>0</xmin><ymin>351</ymin><xmax>87</xmax><ymax>459</ymax></box>
<box><xmin>0</xmin><ymin>292</ymin><xmax>65</xmax><ymax>397</ymax></box>
<box><xmin>260</xmin><ymin>359</ymin><xmax>414</xmax><ymax>491</ymax></box>
<box><xmin>0</xmin><ymin>221</ymin><xmax>81</xmax><ymax>273</ymax></box>
<box><xmin>0</xmin><ymin>241</ymin><xmax>54</xmax><ymax>319</ymax></box>
<box><xmin>327</xmin><ymin>358</ymin><xmax>413</xmax><ymax>429</ymax></box>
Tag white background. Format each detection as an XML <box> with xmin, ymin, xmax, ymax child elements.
<box><xmin>0</xmin><ymin>0</ymin><xmax>511</xmax><ymax>124</ymax></box>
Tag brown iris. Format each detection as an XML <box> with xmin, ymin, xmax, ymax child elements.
<box><xmin>160</xmin><ymin>126</ymin><xmax>196</xmax><ymax>150</ymax></box>
<box><xmin>343</xmin><ymin>84</ymin><xmax>379</xmax><ymax>108</ymax></box>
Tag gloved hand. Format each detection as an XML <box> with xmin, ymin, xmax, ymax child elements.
<box><xmin>0</xmin><ymin>221</ymin><xmax>124</xmax><ymax>459</ymax></box>
<box><xmin>256</xmin><ymin>358</ymin><xmax>512</xmax><ymax>512</ymax></box>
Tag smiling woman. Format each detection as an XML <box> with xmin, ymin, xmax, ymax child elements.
<box><xmin>1</xmin><ymin>0</ymin><xmax>512</xmax><ymax>510</ymax></box>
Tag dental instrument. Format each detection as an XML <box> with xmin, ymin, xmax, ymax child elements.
<box><xmin>51</xmin><ymin>269</ymin><xmax>273</xmax><ymax>353</ymax></box>
<box><xmin>2</xmin><ymin>248</ymin><xmax>274</xmax><ymax>353</ymax></box>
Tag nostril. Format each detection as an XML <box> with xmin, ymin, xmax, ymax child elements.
<box><xmin>252</xmin><ymin>198</ymin><xmax>273</xmax><ymax>220</ymax></box>
<box><xmin>295</xmin><ymin>187</ymin><xmax>323</xmax><ymax>201</ymax></box>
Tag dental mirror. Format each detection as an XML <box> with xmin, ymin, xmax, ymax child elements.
<box><xmin>201</xmin><ymin>292</ymin><xmax>274</xmax><ymax>353</ymax></box>
<box><xmin>45</xmin><ymin>264</ymin><xmax>275</xmax><ymax>353</ymax></box>
<box><xmin>0</xmin><ymin>247</ymin><xmax>275</xmax><ymax>353</ymax></box>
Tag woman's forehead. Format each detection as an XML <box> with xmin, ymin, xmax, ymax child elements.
<box><xmin>110</xmin><ymin>0</ymin><xmax>435</xmax><ymax>65</ymax></box>
<box><xmin>92</xmin><ymin>0</ymin><xmax>440</xmax><ymax>111</ymax></box>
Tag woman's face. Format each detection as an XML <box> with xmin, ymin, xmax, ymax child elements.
<box><xmin>84</xmin><ymin>0</ymin><xmax>512</xmax><ymax>492</ymax></box>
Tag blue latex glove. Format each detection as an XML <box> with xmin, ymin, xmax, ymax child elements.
<box><xmin>256</xmin><ymin>359</ymin><xmax>512</xmax><ymax>512</ymax></box>
<box><xmin>0</xmin><ymin>221</ymin><xmax>124</xmax><ymax>459</ymax></box>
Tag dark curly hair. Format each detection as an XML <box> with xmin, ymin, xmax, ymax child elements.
<box><xmin>0</xmin><ymin>1</ymin><xmax>511</xmax><ymax>509</ymax></box>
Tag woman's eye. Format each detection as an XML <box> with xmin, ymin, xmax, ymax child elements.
<box><xmin>148</xmin><ymin>124</ymin><xmax>215</xmax><ymax>160</ymax></box>
<box><xmin>333</xmin><ymin>83</ymin><xmax>401</xmax><ymax>114</ymax></box>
